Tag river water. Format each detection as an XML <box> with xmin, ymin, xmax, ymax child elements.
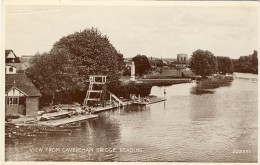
<box><xmin>5</xmin><ymin>73</ymin><xmax>258</xmax><ymax>162</ymax></box>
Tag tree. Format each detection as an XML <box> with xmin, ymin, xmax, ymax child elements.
<box><xmin>132</xmin><ymin>55</ymin><xmax>151</xmax><ymax>76</ymax></box>
<box><xmin>159</xmin><ymin>67</ymin><xmax>163</xmax><ymax>74</ymax></box>
<box><xmin>26</xmin><ymin>50</ymin><xmax>76</xmax><ymax>105</ymax></box>
<box><xmin>51</xmin><ymin>27</ymin><xmax>124</xmax><ymax>84</ymax></box>
<box><xmin>233</xmin><ymin>50</ymin><xmax>258</xmax><ymax>74</ymax></box>
<box><xmin>216</xmin><ymin>56</ymin><xmax>234</xmax><ymax>74</ymax></box>
<box><xmin>251</xmin><ymin>50</ymin><xmax>258</xmax><ymax>74</ymax></box>
<box><xmin>189</xmin><ymin>50</ymin><xmax>217</xmax><ymax>78</ymax></box>
<box><xmin>155</xmin><ymin>59</ymin><xmax>164</xmax><ymax>67</ymax></box>
<box><xmin>26</xmin><ymin>27</ymin><xmax>124</xmax><ymax>105</ymax></box>
<box><xmin>122</xmin><ymin>67</ymin><xmax>131</xmax><ymax>76</ymax></box>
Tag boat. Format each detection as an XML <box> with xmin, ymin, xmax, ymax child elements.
<box><xmin>9</xmin><ymin>124</ymin><xmax>72</xmax><ymax>137</ymax></box>
<box><xmin>11</xmin><ymin>130</ymin><xmax>37</xmax><ymax>138</ymax></box>
<box><xmin>37</xmin><ymin>126</ymin><xmax>72</xmax><ymax>134</ymax></box>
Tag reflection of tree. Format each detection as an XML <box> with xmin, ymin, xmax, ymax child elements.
<box><xmin>190</xmin><ymin>94</ymin><xmax>217</xmax><ymax>121</ymax></box>
<box><xmin>191</xmin><ymin>76</ymin><xmax>233</xmax><ymax>95</ymax></box>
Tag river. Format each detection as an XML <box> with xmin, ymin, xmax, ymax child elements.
<box><xmin>5</xmin><ymin>73</ymin><xmax>258</xmax><ymax>162</ymax></box>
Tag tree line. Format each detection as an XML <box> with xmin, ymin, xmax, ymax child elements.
<box><xmin>25</xmin><ymin>27</ymin><xmax>257</xmax><ymax>105</ymax></box>
<box><xmin>189</xmin><ymin>49</ymin><xmax>258</xmax><ymax>78</ymax></box>
<box><xmin>232</xmin><ymin>50</ymin><xmax>258</xmax><ymax>74</ymax></box>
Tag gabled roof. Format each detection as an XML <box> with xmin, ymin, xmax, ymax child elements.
<box><xmin>6</xmin><ymin>74</ymin><xmax>42</xmax><ymax>97</ymax></box>
<box><xmin>6</xmin><ymin>86</ymin><xmax>29</xmax><ymax>97</ymax></box>
<box><xmin>5</xmin><ymin>49</ymin><xmax>16</xmax><ymax>58</ymax></box>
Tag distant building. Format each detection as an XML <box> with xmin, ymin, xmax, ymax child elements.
<box><xmin>177</xmin><ymin>54</ymin><xmax>188</xmax><ymax>63</ymax></box>
<box><xmin>20</xmin><ymin>55</ymin><xmax>34</xmax><ymax>69</ymax></box>
<box><xmin>170</xmin><ymin>54</ymin><xmax>189</xmax><ymax>69</ymax></box>
<box><xmin>5</xmin><ymin>50</ymin><xmax>22</xmax><ymax>73</ymax></box>
<box><xmin>6</xmin><ymin>50</ymin><xmax>17</xmax><ymax>63</ymax></box>
<box><xmin>5</xmin><ymin>50</ymin><xmax>42</xmax><ymax>116</ymax></box>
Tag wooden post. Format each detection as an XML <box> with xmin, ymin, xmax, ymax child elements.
<box><xmin>110</xmin><ymin>94</ymin><xmax>112</xmax><ymax>105</ymax></box>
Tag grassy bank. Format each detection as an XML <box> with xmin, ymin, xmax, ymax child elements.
<box><xmin>199</xmin><ymin>75</ymin><xmax>233</xmax><ymax>89</ymax></box>
<box><xmin>144</xmin><ymin>69</ymin><xmax>196</xmax><ymax>79</ymax></box>
<box><xmin>140</xmin><ymin>79</ymin><xmax>192</xmax><ymax>86</ymax></box>
<box><xmin>191</xmin><ymin>75</ymin><xmax>234</xmax><ymax>95</ymax></box>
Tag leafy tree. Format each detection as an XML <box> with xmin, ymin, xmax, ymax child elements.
<box><xmin>155</xmin><ymin>59</ymin><xmax>164</xmax><ymax>67</ymax></box>
<box><xmin>159</xmin><ymin>68</ymin><xmax>163</xmax><ymax>74</ymax></box>
<box><xmin>216</xmin><ymin>56</ymin><xmax>234</xmax><ymax>74</ymax></box>
<box><xmin>26</xmin><ymin>50</ymin><xmax>75</xmax><ymax>105</ymax></box>
<box><xmin>26</xmin><ymin>27</ymin><xmax>124</xmax><ymax>105</ymax></box>
<box><xmin>132</xmin><ymin>55</ymin><xmax>151</xmax><ymax>76</ymax></box>
<box><xmin>189</xmin><ymin>50</ymin><xmax>217</xmax><ymax>78</ymax></box>
<box><xmin>122</xmin><ymin>67</ymin><xmax>131</xmax><ymax>76</ymax></box>
<box><xmin>233</xmin><ymin>50</ymin><xmax>258</xmax><ymax>74</ymax></box>
<box><xmin>51</xmin><ymin>28</ymin><xmax>124</xmax><ymax>84</ymax></box>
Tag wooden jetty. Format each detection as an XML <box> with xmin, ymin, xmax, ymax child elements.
<box><xmin>94</xmin><ymin>105</ymin><xmax>114</xmax><ymax>113</ymax></box>
<box><xmin>39</xmin><ymin>114</ymin><xmax>98</xmax><ymax>126</ymax></box>
<box><xmin>41</xmin><ymin>110</ymin><xmax>70</xmax><ymax>118</ymax></box>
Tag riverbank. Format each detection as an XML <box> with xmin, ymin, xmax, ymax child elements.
<box><xmin>191</xmin><ymin>75</ymin><xmax>234</xmax><ymax>94</ymax></box>
<box><xmin>200</xmin><ymin>75</ymin><xmax>234</xmax><ymax>88</ymax></box>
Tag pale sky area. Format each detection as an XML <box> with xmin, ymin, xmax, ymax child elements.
<box><xmin>5</xmin><ymin>5</ymin><xmax>258</xmax><ymax>59</ymax></box>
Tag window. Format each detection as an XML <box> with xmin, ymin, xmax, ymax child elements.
<box><xmin>13</xmin><ymin>98</ymin><xmax>18</xmax><ymax>104</ymax></box>
<box><xmin>9</xmin><ymin>67</ymin><xmax>13</xmax><ymax>73</ymax></box>
<box><xmin>7</xmin><ymin>98</ymin><xmax>12</xmax><ymax>105</ymax></box>
<box><xmin>6</xmin><ymin>97</ymin><xmax>18</xmax><ymax>105</ymax></box>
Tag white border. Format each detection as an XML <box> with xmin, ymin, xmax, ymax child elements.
<box><xmin>1</xmin><ymin>1</ymin><xmax>259</xmax><ymax>165</ymax></box>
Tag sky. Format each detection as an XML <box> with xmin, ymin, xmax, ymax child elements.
<box><xmin>5</xmin><ymin>4</ymin><xmax>258</xmax><ymax>59</ymax></box>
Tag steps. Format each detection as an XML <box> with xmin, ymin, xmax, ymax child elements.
<box><xmin>84</xmin><ymin>75</ymin><xmax>107</xmax><ymax>106</ymax></box>
<box><xmin>84</xmin><ymin>75</ymin><xmax>124</xmax><ymax>108</ymax></box>
<box><xmin>107</xmin><ymin>90</ymin><xmax>124</xmax><ymax>106</ymax></box>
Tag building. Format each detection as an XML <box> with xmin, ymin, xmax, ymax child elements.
<box><xmin>5</xmin><ymin>50</ymin><xmax>42</xmax><ymax>116</ymax></box>
<box><xmin>172</xmin><ymin>54</ymin><xmax>188</xmax><ymax>68</ymax></box>
<box><xmin>177</xmin><ymin>54</ymin><xmax>188</xmax><ymax>63</ymax></box>
<box><xmin>20</xmin><ymin>55</ymin><xmax>34</xmax><ymax>69</ymax></box>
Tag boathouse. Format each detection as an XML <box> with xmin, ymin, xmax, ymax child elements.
<box><xmin>5</xmin><ymin>50</ymin><xmax>42</xmax><ymax>116</ymax></box>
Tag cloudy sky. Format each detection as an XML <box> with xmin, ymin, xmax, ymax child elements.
<box><xmin>5</xmin><ymin>4</ymin><xmax>258</xmax><ymax>59</ymax></box>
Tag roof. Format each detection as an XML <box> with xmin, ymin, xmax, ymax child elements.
<box><xmin>5</xmin><ymin>49</ymin><xmax>16</xmax><ymax>58</ymax></box>
<box><xmin>21</xmin><ymin>55</ymin><xmax>33</xmax><ymax>63</ymax></box>
<box><xmin>6</xmin><ymin>74</ymin><xmax>42</xmax><ymax>97</ymax></box>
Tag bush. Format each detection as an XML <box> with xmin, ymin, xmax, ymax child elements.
<box><xmin>111</xmin><ymin>82</ymin><xmax>152</xmax><ymax>98</ymax></box>
<box><xmin>191</xmin><ymin>75</ymin><xmax>233</xmax><ymax>95</ymax></box>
